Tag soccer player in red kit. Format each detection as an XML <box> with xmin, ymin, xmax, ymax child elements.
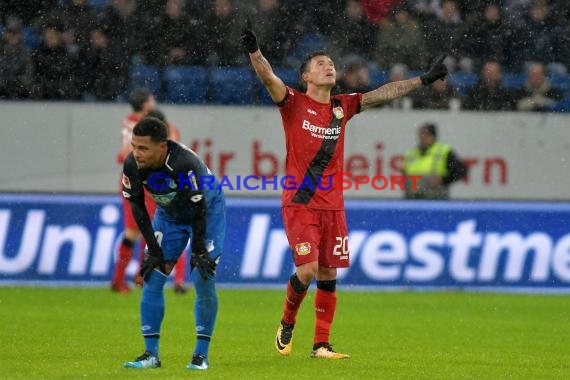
<box><xmin>111</xmin><ymin>90</ymin><xmax>187</xmax><ymax>293</ymax></box>
<box><xmin>241</xmin><ymin>20</ymin><xmax>448</xmax><ymax>358</ymax></box>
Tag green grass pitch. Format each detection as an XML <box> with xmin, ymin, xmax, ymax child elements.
<box><xmin>1</xmin><ymin>287</ymin><xmax>569</xmax><ymax>379</ymax></box>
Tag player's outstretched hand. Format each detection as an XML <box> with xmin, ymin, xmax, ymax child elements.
<box><xmin>240</xmin><ymin>16</ymin><xmax>259</xmax><ymax>54</ymax></box>
<box><xmin>420</xmin><ymin>55</ymin><xmax>448</xmax><ymax>85</ymax></box>
<box><xmin>191</xmin><ymin>249</ymin><xmax>217</xmax><ymax>280</ymax></box>
<box><xmin>140</xmin><ymin>254</ymin><xmax>164</xmax><ymax>281</ymax></box>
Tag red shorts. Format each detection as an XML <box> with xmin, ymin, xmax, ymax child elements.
<box><xmin>282</xmin><ymin>206</ymin><xmax>350</xmax><ymax>268</ymax></box>
<box><xmin>122</xmin><ymin>187</ymin><xmax>157</xmax><ymax>230</ymax></box>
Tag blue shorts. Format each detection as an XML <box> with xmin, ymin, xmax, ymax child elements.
<box><xmin>151</xmin><ymin>192</ymin><xmax>225</xmax><ymax>262</ymax></box>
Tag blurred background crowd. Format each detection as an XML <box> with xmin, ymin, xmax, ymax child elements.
<box><xmin>1</xmin><ymin>0</ymin><xmax>569</xmax><ymax>111</ymax></box>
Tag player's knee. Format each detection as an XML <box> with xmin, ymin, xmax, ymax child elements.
<box><xmin>193</xmin><ymin>273</ymin><xmax>217</xmax><ymax>299</ymax></box>
<box><xmin>317</xmin><ymin>266</ymin><xmax>337</xmax><ymax>280</ymax></box>
<box><xmin>296</xmin><ymin>262</ymin><xmax>318</xmax><ymax>284</ymax></box>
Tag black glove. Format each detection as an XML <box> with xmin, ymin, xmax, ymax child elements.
<box><xmin>140</xmin><ymin>253</ymin><xmax>164</xmax><ymax>281</ymax></box>
<box><xmin>191</xmin><ymin>248</ymin><xmax>217</xmax><ymax>280</ymax></box>
<box><xmin>420</xmin><ymin>54</ymin><xmax>448</xmax><ymax>85</ymax></box>
<box><xmin>240</xmin><ymin>16</ymin><xmax>259</xmax><ymax>54</ymax></box>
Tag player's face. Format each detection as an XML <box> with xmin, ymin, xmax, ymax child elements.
<box><xmin>131</xmin><ymin>135</ymin><xmax>166</xmax><ymax>169</ymax></box>
<box><xmin>304</xmin><ymin>56</ymin><xmax>336</xmax><ymax>88</ymax></box>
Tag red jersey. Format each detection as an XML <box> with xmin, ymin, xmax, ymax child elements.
<box><xmin>278</xmin><ymin>87</ymin><xmax>362</xmax><ymax>210</ymax></box>
<box><xmin>117</xmin><ymin>113</ymin><xmax>142</xmax><ymax>164</ymax></box>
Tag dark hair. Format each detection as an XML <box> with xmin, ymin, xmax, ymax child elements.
<box><xmin>299</xmin><ymin>50</ymin><xmax>331</xmax><ymax>82</ymax></box>
<box><xmin>129</xmin><ymin>88</ymin><xmax>153</xmax><ymax>112</ymax></box>
<box><xmin>420</xmin><ymin>122</ymin><xmax>437</xmax><ymax>137</ymax></box>
<box><xmin>133</xmin><ymin>117</ymin><xmax>167</xmax><ymax>143</ymax></box>
<box><xmin>146</xmin><ymin>109</ymin><xmax>166</xmax><ymax>123</ymax></box>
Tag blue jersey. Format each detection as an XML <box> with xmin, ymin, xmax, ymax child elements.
<box><xmin>122</xmin><ymin>140</ymin><xmax>224</xmax><ymax>256</ymax></box>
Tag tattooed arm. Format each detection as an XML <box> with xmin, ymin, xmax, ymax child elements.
<box><xmin>360</xmin><ymin>78</ymin><xmax>422</xmax><ymax>111</ymax></box>
<box><xmin>248</xmin><ymin>51</ymin><xmax>287</xmax><ymax>103</ymax></box>
<box><xmin>360</xmin><ymin>54</ymin><xmax>448</xmax><ymax>111</ymax></box>
<box><xmin>241</xmin><ymin>18</ymin><xmax>287</xmax><ymax>103</ymax></box>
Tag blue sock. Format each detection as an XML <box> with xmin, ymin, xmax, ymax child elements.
<box><xmin>141</xmin><ymin>269</ymin><xmax>167</xmax><ymax>357</ymax></box>
<box><xmin>191</xmin><ymin>269</ymin><xmax>218</xmax><ymax>357</ymax></box>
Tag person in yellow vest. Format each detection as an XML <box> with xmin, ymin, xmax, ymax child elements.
<box><xmin>403</xmin><ymin>122</ymin><xmax>467</xmax><ymax>199</ymax></box>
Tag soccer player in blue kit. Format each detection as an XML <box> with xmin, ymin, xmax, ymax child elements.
<box><xmin>121</xmin><ymin>117</ymin><xmax>225</xmax><ymax>370</ymax></box>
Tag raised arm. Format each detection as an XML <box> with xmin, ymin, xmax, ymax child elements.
<box><xmin>241</xmin><ymin>17</ymin><xmax>287</xmax><ymax>103</ymax></box>
<box><xmin>360</xmin><ymin>55</ymin><xmax>448</xmax><ymax>112</ymax></box>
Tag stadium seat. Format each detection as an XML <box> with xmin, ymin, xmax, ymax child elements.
<box><xmin>368</xmin><ymin>66</ymin><xmax>388</xmax><ymax>87</ymax></box>
<box><xmin>89</xmin><ymin>0</ymin><xmax>108</xmax><ymax>12</ymax></box>
<box><xmin>285</xmin><ymin>32</ymin><xmax>327</xmax><ymax>68</ymax></box>
<box><xmin>209</xmin><ymin>67</ymin><xmax>254</xmax><ymax>105</ymax></box>
<box><xmin>257</xmin><ymin>68</ymin><xmax>299</xmax><ymax>105</ymax></box>
<box><xmin>544</xmin><ymin>96</ymin><xmax>570</xmax><ymax>112</ymax></box>
<box><xmin>129</xmin><ymin>64</ymin><xmax>161</xmax><ymax>98</ymax></box>
<box><xmin>164</xmin><ymin>66</ymin><xmax>208</xmax><ymax>104</ymax></box>
<box><xmin>502</xmin><ymin>72</ymin><xmax>526</xmax><ymax>89</ymax></box>
<box><xmin>549</xmin><ymin>73</ymin><xmax>570</xmax><ymax>93</ymax></box>
<box><xmin>448</xmin><ymin>72</ymin><xmax>478</xmax><ymax>95</ymax></box>
<box><xmin>21</xmin><ymin>26</ymin><xmax>40</xmax><ymax>49</ymax></box>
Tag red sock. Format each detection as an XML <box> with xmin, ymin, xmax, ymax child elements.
<box><xmin>174</xmin><ymin>251</ymin><xmax>186</xmax><ymax>284</ymax></box>
<box><xmin>112</xmin><ymin>240</ymin><xmax>133</xmax><ymax>284</ymax></box>
<box><xmin>314</xmin><ymin>288</ymin><xmax>337</xmax><ymax>344</ymax></box>
<box><xmin>282</xmin><ymin>279</ymin><xmax>307</xmax><ymax>325</ymax></box>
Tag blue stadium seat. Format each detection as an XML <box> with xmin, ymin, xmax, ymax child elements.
<box><xmin>164</xmin><ymin>66</ymin><xmax>208</xmax><ymax>104</ymax></box>
<box><xmin>368</xmin><ymin>67</ymin><xmax>388</xmax><ymax>87</ymax></box>
<box><xmin>285</xmin><ymin>32</ymin><xmax>327</xmax><ymax>68</ymax></box>
<box><xmin>257</xmin><ymin>68</ymin><xmax>299</xmax><ymax>105</ymax></box>
<box><xmin>502</xmin><ymin>72</ymin><xmax>526</xmax><ymax>89</ymax></box>
<box><xmin>544</xmin><ymin>96</ymin><xmax>570</xmax><ymax>112</ymax></box>
<box><xmin>89</xmin><ymin>0</ymin><xmax>108</xmax><ymax>12</ymax></box>
<box><xmin>22</xmin><ymin>26</ymin><xmax>40</xmax><ymax>49</ymax></box>
<box><xmin>209</xmin><ymin>67</ymin><xmax>254</xmax><ymax>105</ymax></box>
<box><xmin>549</xmin><ymin>73</ymin><xmax>570</xmax><ymax>93</ymax></box>
<box><xmin>129</xmin><ymin>64</ymin><xmax>161</xmax><ymax>98</ymax></box>
<box><xmin>448</xmin><ymin>72</ymin><xmax>478</xmax><ymax>95</ymax></box>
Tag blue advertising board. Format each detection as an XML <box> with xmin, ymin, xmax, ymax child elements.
<box><xmin>1</xmin><ymin>194</ymin><xmax>570</xmax><ymax>292</ymax></box>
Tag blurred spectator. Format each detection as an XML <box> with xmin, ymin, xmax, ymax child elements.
<box><xmin>58</xmin><ymin>0</ymin><xmax>97</xmax><ymax>48</ymax></box>
<box><xmin>422</xmin><ymin>0</ymin><xmax>467</xmax><ymax>69</ymax></box>
<box><xmin>463</xmin><ymin>3</ymin><xmax>510</xmax><ymax>69</ymax></box>
<box><xmin>329</xmin><ymin>0</ymin><xmax>376</xmax><ymax>60</ymax></box>
<box><xmin>503</xmin><ymin>0</ymin><xmax>533</xmax><ymax>26</ymax></box>
<box><xmin>385</xmin><ymin>63</ymin><xmax>413</xmax><ymax>109</ymax></box>
<box><xmin>361</xmin><ymin>0</ymin><xmax>402</xmax><ymax>24</ymax></box>
<box><xmin>509</xmin><ymin>0</ymin><xmax>558</xmax><ymax>70</ymax></box>
<box><xmin>334</xmin><ymin>55</ymin><xmax>373</xmax><ymax>94</ymax></box>
<box><xmin>463</xmin><ymin>61</ymin><xmax>516</xmax><ymax>111</ymax></box>
<box><xmin>77</xmin><ymin>29</ymin><xmax>128</xmax><ymax>100</ymax></box>
<box><xmin>154</xmin><ymin>0</ymin><xmax>207</xmax><ymax>66</ymax></box>
<box><xmin>99</xmin><ymin>0</ymin><xmax>137</xmax><ymax>61</ymax></box>
<box><xmin>253</xmin><ymin>0</ymin><xmax>291</xmax><ymax>65</ymax></box>
<box><xmin>516</xmin><ymin>62</ymin><xmax>563</xmax><ymax>111</ymax></box>
<box><xmin>413</xmin><ymin>77</ymin><xmax>459</xmax><ymax>110</ymax></box>
<box><xmin>0</xmin><ymin>0</ymin><xmax>57</xmax><ymax>25</ymax></box>
<box><xmin>410</xmin><ymin>0</ymin><xmax>441</xmax><ymax>20</ymax></box>
<box><xmin>205</xmin><ymin>0</ymin><xmax>246</xmax><ymax>66</ymax></box>
<box><xmin>376</xmin><ymin>4</ymin><xmax>426</xmax><ymax>70</ymax></box>
<box><xmin>32</xmin><ymin>26</ymin><xmax>79</xmax><ymax>99</ymax></box>
<box><xmin>0</xmin><ymin>18</ymin><xmax>33</xmax><ymax>98</ymax></box>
